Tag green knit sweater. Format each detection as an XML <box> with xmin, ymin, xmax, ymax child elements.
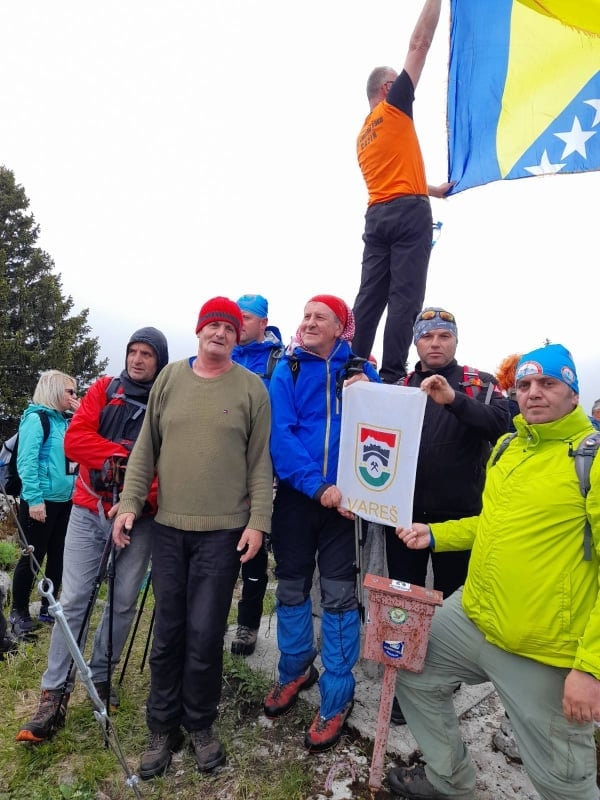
<box><xmin>118</xmin><ymin>359</ymin><xmax>273</xmax><ymax>533</ymax></box>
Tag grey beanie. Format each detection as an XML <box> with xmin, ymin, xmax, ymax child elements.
<box><xmin>127</xmin><ymin>327</ymin><xmax>169</xmax><ymax>375</ymax></box>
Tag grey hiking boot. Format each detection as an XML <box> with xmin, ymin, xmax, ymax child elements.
<box><xmin>230</xmin><ymin>625</ymin><xmax>258</xmax><ymax>656</ymax></box>
<box><xmin>189</xmin><ymin>727</ymin><xmax>226</xmax><ymax>772</ymax></box>
<box><xmin>388</xmin><ymin>763</ymin><xmax>451</xmax><ymax>798</ymax></box>
<box><xmin>139</xmin><ymin>728</ymin><xmax>184</xmax><ymax>780</ymax></box>
<box><xmin>16</xmin><ymin>689</ymin><xmax>70</xmax><ymax>743</ymax></box>
<box><xmin>492</xmin><ymin>715</ymin><xmax>522</xmax><ymax>763</ymax></box>
<box><xmin>9</xmin><ymin>608</ymin><xmax>35</xmax><ymax>640</ymax></box>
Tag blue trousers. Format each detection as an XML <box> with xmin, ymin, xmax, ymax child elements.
<box><xmin>271</xmin><ymin>485</ymin><xmax>360</xmax><ymax>719</ymax></box>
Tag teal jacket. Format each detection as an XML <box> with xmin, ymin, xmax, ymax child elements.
<box><xmin>16</xmin><ymin>404</ymin><xmax>75</xmax><ymax>506</ymax></box>
<box><xmin>432</xmin><ymin>405</ymin><xmax>600</xmax><ymax>679</ymax></box>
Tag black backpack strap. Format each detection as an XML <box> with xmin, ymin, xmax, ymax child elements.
<box><xmin>36</xmin><ymin>410</ymin><xmax>51</xmax><ymax>443</ymax></box>
<box><xmin>265</xmin><ymin>346</ymin><xmax>285</xmax><ymax>380</ymax></box>
<box><xmin>288</xmin><ymin>356</ymin><xmax>300</xmax><ymax>385</ymax></box>
<box><xmin>490</xmin><ymin>432</ymin><xmax>517</xmax><ymax>467</ymax></box>
<box><xmin>569</xmin><ymin>433</ymin><xmax>600</xmax><ymax>561</ymax></box>
<box><xmin>105</xmin><ymin>376</ymin><xmax>147</xmax><ymax>420</ymax></box>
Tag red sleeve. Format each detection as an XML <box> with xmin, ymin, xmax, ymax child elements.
<box><xmin>64</xmin><ymin>377</ymin><xmax>130</xmax><ymax>469</ymax></box>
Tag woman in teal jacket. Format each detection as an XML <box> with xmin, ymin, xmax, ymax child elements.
<box><xmin>9</xmin><ymin>370</ymin><xmax>80</xmax><ymax>639</ymax></box>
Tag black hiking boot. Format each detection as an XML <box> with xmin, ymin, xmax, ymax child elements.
<box><xmin>139</xmin><ymin>728</ymin><xmax>184</xmax><ymax>780</ymax></box>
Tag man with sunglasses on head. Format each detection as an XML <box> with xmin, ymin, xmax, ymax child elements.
<box><xmin>387</xmin><ymin>307</ymin><xmax>510</xmax><ymax>724</ymax></box>
<box><xmin>352</xmin><ymin>0</ymin><xmax>453</xmax><ymax>384</ymax></box>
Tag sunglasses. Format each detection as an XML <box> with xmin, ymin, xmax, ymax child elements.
<box><xmin>417</xmin><ymin>309</ymin><xmax>456</xmax><ymax>323</ymax></box>
<box><xmin>65</xmin><ymin>388</ymin><xmax>77</xmax><ymax>396</ymax></box>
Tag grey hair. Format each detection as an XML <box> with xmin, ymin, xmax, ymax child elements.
<box><xmin>33</xmin><ymin>370</ymin><xmax>77</xmax><ymax>410</ymax></box>
<box><xmin>366</xmin><ymin>66</ymin><xmax>396</xmax><ymax>102</ymax></box>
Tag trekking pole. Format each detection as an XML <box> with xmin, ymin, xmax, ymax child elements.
<box><xmin>118</xmin><ymin>568</ymin><xmax>152</xmax><ymax>687</ymax></box>
<box><xmin>140</xmin><ymin>606</ymin><xmax>155</xmax><ymax>673</ymax></box>
<box><xmin>39</xmin><ymin>578</ymin><xmax>143</xmax><ymax>799</ymax></box>
<box><xmin>354</xmin><ymin>516</ymin><xmax>366</xmax><ymax>623</ymax></box>
<box><xmin>103</xmin><ymin>469</ymin><xmax>122</xmax><ymax>728</ymax></box>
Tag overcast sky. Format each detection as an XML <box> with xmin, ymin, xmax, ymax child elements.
<box><xmin>2</xmin><ymin>1</ymin><xmax>598</xmax><ymax>410</ymax></box>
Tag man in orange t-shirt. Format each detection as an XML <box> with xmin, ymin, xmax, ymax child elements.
<box><xmin>352</xmin><ymin>0</ymin><xmax>452</xmax><ymax>384</ymax></box>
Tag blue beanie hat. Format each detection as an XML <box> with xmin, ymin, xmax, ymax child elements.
<box><xmin>413</xmin><ymin>307</ymin><xmax>458</xmax><ymax>344</ymax></box>
<box><xmin>515</xmin><ymin>344</ymin><xmax>579</xmax><ymax>394</ymax></box>
<box><xmin>236</xmin><ymin>293</ymin><xmax>268</xmax><ymax>319</ymax></box>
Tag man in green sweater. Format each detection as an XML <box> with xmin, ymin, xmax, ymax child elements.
<box><xmin>112</xmin><ymin>296</ymin><xmax>273</xmax><ymax>781</ymax></box>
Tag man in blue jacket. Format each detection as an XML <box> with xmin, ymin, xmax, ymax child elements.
<box><xmin>263</xmin><ymin>294</ymin><xmax>380</xmax><ymax>752</ymax></box>
<box><xmin>229</xmin><ymin>294</ymin><xmax>284</xmax><ymax>656</ymax></box>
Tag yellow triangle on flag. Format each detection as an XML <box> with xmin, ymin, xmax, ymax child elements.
<box><xmin>497</xmin><ymin>2</ymin><xmax>600</xmax><ymax>177</ymax></box>
<box><xmin>516</xmin><ymin>0</ymin><xmax>600</xmax><ymax>35</ymax></box>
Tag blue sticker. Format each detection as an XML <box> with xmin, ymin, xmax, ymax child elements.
<box><xmin>382</xmin><ymin>640</ymin><xmax>404</xmax><ymax>659</ymax></box>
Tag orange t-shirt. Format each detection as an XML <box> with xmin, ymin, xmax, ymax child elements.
<box><xmin>357</xmin><ymin>100</ymin><xmax>428</xmax><ymax>205</ymax></box>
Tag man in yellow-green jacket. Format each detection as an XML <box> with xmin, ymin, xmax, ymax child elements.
<box><xmin>386</xmin><ymin>343</ymin><xmax>599</xmax><ymax>800</ymax></box>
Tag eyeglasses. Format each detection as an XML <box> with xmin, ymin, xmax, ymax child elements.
<box><xmin>65</xmin><ymin>388</ymin><xmax>76</xmax><ymax>396</ymax></box>
<box><xmin>417</xmin><ymin>309</ymin><xmax>456</xmax><ymax>323</ymax></box>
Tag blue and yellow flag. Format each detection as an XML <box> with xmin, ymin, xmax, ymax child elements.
<box><xmin>447</xmin><ymin>0</ymin><xmax>600</xmax><ymax>194</ymax></box>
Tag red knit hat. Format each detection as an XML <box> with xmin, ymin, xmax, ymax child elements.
<box><xmin>195</xmin><ymin>296</ymin><xmax>243</xmax><ymax>343</ymax></box>
<box><xmin>308</xmin><ymin>294</ymin><xmax>355</xmax><ymax>342</ymax></box>
<box><xmin>310</xmin><ymin>294</ymin><xmax>347</xmax><ymax>327</ymax></box>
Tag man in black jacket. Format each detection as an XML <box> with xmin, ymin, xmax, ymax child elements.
<box><xmin>387</xmin><ymin>307</ymin><xmax>510</xmax><ymax>596</ymax></box>
<box><xmin>388</xmin><ymin>307</ymin><xmax>510</xmax><ymax>725</ymax></box>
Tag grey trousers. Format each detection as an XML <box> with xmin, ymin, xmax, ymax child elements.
<box><xmin>395</xmin><ymin>589</ymin><xmax>598</xmax><ymax>800</ymax></box>
<box><xmin>42</xmin><ymin>504</ymin><xmax>152</xmax><ymax>690</ymax></box>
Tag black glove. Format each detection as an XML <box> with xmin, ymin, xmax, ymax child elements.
<box><xmin>90</xmin><ymin>456</ymin><xmax>127</xmax><ymax>492</ymax></box>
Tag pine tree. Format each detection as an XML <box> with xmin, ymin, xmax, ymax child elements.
<box><xmin>0</xmin><ymin>166</ymin><xmax>107</xmax><ymax>438</ymax></box>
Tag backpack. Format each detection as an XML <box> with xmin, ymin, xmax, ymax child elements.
<box><xmin>0</xmin><ymin>410</ymin><xmax>51</xmax><ymax>497</ymax></box>
<box><xmin>403</xmin><ymin>364</ymin><xmax>497</xmax><ymax>403</ymax></box>
<box><xmin>491</xmin><ymin>431</ymin><xmax>600</xmax><ymax>561</ymax></box>
<box><xmin>258</xmin><ymin>346</ymin><xmax>285</xmax><ymax>382</ymax></box>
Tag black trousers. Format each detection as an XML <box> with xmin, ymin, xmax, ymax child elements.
<box><xmin>12</xmin><ymin>499</ymin><xmax>72</xmax><ymax>611</ymax></box>
<box><xmin>385</xmin><ymin>525</ymin><xmax>471</xmax><ymax>599</ymax></box>
<box><xmin>237</xmin><ymin>544</ymin><xmax>268</xmax><ymax>629</ymax></box>
<box><xmin>146</xmin><ymin>522</ymin><xmax>241</xmax><ymax>733</ymax></box>
<box><xmin>352</xmin><ymin>195</ymin><xmax>432</xmax><ymax>383</ymax></box>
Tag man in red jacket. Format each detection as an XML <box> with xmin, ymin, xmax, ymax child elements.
<box><xmin>16</xmin><ymin>326</ymin><xmax>168</xmax><ymax>743</ymax></box>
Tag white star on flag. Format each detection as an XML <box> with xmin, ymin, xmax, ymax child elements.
<box><xmin>524</xmin><ymin>150</ymin><xmax>566</xmax><ymax>176</ymax></box>
<box><xmin>554</xmin><ymin>116</ymin><xmax>596</xmax><ymax>159</ymax></box>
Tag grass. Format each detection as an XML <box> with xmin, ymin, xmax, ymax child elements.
<box><xmin>0</xmin><ymin>520</ymin><xmax>377</xmax><ymax>800</ymax></box>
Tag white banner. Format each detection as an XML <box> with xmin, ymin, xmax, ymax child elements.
<box><xmin>337</xmin><ymin>382</ymin><xmax>426</xmax><ymax>529</ymax></box>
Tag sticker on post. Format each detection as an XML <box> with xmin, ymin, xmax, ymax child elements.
<box><xmin>390</xmin><ymin>580</ymin><xmax>411</xmax><ymax>592</ymax></box>
<box><xmin>382</xmin><ymin>640</ymin><xmax>404</xmax><ymax>659</ymax></box>
<box><xmin>388</xmin><ymin>608</ymin><xmax>407</xmax><ymax>625</ymax></box>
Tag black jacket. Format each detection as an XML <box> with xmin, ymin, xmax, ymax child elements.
<box><xmin>405</xmin><ymin>359</ymin><xmax>510</xmax><ymax>522</ymax></box>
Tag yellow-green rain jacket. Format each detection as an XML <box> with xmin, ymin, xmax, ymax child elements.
<box><xmin>432</xmin><ymin>405</ymin><xmax>600</xmax><ymax>679</ymax></box>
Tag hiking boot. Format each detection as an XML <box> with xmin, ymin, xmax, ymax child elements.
<box><xmin>139</xmin><ymin>728</ymin><xmax>184</xmax><ymax>780</ymax></box>
<box><xmin>304</xmin><ymin>699</ymin><xmax>353</xmax><ymax>752</ymax></box>
<box><xmin>93</xmin><ymin>680</ymin><xmax>120</xmax><ymax>710</ymax></box>
<box><xmin>189</xmin><ymin>727</ymin><xmax>226</xmax><ymax>772</ymax></box>
<box><xmin>492</xmin><ymin>716</ymin><xmax>522</xmax><ymax>764</ymax></box>
<box><xmin>391</xmin><ymin>695</ymin><xmax>407</xmax><ymax>725</ymax></box>
<box><xmin>9</xmin><ymin>608</ymin><xmax>35</xmax><ymax>640</ymax></box>
<box><xmin>388</xmin><ymin>763</ymin><xmax>451</xmax><ymax>798</ymax></box>
<box><xmin>0</xmin><ymin>632</ymin><xmax>18</xmax><ymax>660</ymax></box>
<box><xmin>263</xmin><ymin>664</ymin><xmax>319</xmax><ymax>718</ymax></box>
<box><xmin>231</xmin><ymin>625</ymin><xmax>259</xmax><ymax>656</ymax></box>
<box><xmin>15</xmin><ymin>689</ymin><xmax>70</xmax><ymax>743</ymax></box>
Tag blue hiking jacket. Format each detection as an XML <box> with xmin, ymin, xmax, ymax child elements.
<box><xmin>269</xmin><ymin>340</ymin><xmax>380</xmax><ymax>500</ymax></box>
<box><xmin>232</xmin><ymin>327</ymin><xmax>284</xmax><ymax>389</ymax></box>
<box><xmin>17</xmin><ymin>403</ymin><xmax>75</xmax><ymax>505</ymax></box>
